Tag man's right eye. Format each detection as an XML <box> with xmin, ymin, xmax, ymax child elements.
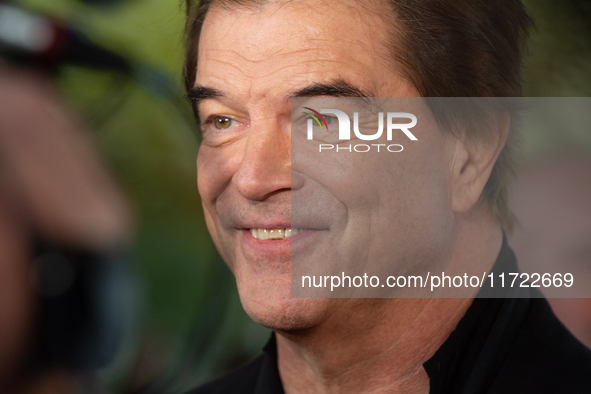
<box><xmin>212</xmin><ymin>116</ymin><xmax>236</xmax><ymax>129</ymax></box>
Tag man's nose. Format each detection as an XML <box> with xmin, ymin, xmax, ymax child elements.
<box><xmin>234</xmin><ymin>120</ymin><xmax>292</xmax><ymax>201</ymax></box>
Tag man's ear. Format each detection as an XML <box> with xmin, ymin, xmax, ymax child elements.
<box><xmin>450</xmin><ymin>113</ymin><xmax>509</xmax><ymax>213</ymax></box>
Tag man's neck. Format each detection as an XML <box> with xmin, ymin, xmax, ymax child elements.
<box><xmin>276</xmin><ymin>204</ymin><xmax>503</xmax><ymax>394</ymax></box>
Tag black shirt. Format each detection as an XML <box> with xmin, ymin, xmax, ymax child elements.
<box><xmin>188</xmin><ymin>241</ymin><xmax>591</xmax><ymax>393</ymax></box>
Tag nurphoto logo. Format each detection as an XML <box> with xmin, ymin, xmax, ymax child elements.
<box><xmin>303</xmin><ymin>107</ymin><xmax>418</xmax><ymax>153</ymax></box>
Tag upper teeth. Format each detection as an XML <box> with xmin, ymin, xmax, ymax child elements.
<box><xmin>250</xmin><ymin>228</ymin><xmax>301</xmax><ymax>240</ymax></box>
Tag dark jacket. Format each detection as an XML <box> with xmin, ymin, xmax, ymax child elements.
<box><xmin>188</xmin><ymin>243</ymin><xmax>591</xmax><ymax>394</ymax></box>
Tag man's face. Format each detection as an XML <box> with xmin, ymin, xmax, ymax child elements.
<box><xmin>195</xmin><ymin>0</ymin><xmax>457</xmax><ymax>329</ymax></box>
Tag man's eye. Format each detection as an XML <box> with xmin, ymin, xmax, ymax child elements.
<box><xmin>213</xmin><ymin>116</ymin><xmax>236</xmax><ymax>129</ymax></box>
<box><xmin>304</xmin><ymin>115</ymin><xmax>336</xmax><ymax>126</ymax></box>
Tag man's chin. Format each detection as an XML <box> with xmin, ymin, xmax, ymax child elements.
<box><xmin>237</xmin><ymin>279</ymin><xmax>332</xmax><ymax>332</ymax></box>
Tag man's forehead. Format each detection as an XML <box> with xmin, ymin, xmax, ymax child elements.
<box><xmin>202</xmin><ymin>0</ymin><xmax>390</xmax><ymax>38</ymax></box>
<box><xmin>197</xmin><ymin>0</ymin><xmax>391</xmax><ymax>71</ymax></box>
<box><xmin>195</xmin><ymin>0</ymin><xmax>400</xmax><ymax>103</ymax></box>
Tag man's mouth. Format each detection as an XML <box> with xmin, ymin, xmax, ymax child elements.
<box><xmin>249</xmin><ymin>228</ymin><xmax>302</xmax><ymax>240</ymax></box>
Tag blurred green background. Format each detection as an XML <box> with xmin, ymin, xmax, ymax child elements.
<box><xmin>10</xmin><ymin>0</ymin><xmax>591</xmax><ymax>392</ymax></box>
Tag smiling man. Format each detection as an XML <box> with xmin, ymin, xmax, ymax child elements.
<box><xmin>183</xmin><ymin>0</ymin><xmax>591</xmax><ymax>393</ymax></box>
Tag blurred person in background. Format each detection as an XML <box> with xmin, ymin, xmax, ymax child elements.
<box><xmin>0</xmin><ymin>66</ymin><xmax>133</xmax><ymax>393</ymax></box>
<box><xmin>509</xmin><ymin>0</ymin><xmax>591</xmax><ymax>357</ymax></box>
<box><xmin>510</xmin><ymin>151</ymin><xmax>591</xmax><ymax>349</ymax></box>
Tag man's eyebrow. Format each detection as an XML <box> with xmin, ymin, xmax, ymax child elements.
<box><xmin>290</xmin><ymin>80</ymin><xmax>373</xmax><ymax>98</ymax></box>
<box><xmin>186</xmin><ymin>85</ymin><xmax>223</xmax><ymax>104</ymax></box>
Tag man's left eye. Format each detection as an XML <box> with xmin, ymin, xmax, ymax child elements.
<box><xmin>303</xmin><ymin>115</ymin><xmax>336</xmax><ymax>126</ymax></box>
<box><xmin>213</xmin><ymin>116</ymin><xmax>236</xmax><ymax>129</ymax></box>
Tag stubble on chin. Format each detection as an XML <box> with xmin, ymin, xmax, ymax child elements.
<box><xmin>237</xmin><ymin>277</ymin><xmax>332</xmax><ymax>332</ymax></box>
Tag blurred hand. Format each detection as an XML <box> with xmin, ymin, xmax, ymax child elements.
<box><xmin>0</xmin><ymin>67</ymin><xmax>132</xmax><ymax>392</ymax></box>
<box><xmin>0</xmin><ymin>68</ymin><xmax>132</xmax><ymax>249</ymax></box>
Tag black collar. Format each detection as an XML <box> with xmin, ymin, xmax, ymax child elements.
<box><xmin>255</xmin><ymin>237</ymin><xmax>531</xmax><ymax>394</ymax></box>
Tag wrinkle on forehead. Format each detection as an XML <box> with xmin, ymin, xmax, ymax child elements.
<box><xmin>199</xmin><ymin>0</ymin><xmax>390</xmax><ymax>64</ymax></box>
<box><xmin>195</xmin><ymin>0</ymin><xmax>409</xmax><ymax>106</ymax></box>
<box><xmin>204</xmin><ymin>49</ymin><xmax>359</xmax><ymax>80</ymax></box>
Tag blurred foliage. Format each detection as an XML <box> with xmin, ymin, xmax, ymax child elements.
<box><xmin>10</xmin><ymin>0</ymin><xmax>591</xmax><ymax>392</ymax></box>
<box><xmin>523</xmin><ymin>0</ymin><xmax>591</xmax><ymax>97</ymax></box>
<box><xmin>521</xmin><ymin>0</ymin><xmax>591</xmax><ymax>158</ymax></box>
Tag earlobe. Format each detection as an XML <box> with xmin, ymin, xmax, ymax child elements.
<box><xmin>450</xmin><ymin>113</ymin><xmax>510</xmax><ymax>213</ymax></box>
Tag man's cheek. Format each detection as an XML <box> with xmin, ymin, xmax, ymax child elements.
<box><xmin>197</xmin><ymin>160</ymin><xmax>226</xmax><ymax>204</ymax></box>
<box><xmin>196</xmin><ymin>145</ymin><xmax>241</xmax><ymax>202</ymax></box>
<box><xmin>199</xmin><ymin>199</ymin><xmax>236</xmax><ymax>272</ymax></box>
<box><xmin>197</xmin><ymin>171</ymin><xmax>234</xmax><ymax>271</ymax></box>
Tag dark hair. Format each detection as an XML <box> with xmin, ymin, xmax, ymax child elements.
<box><xmin>183</xmin><ymin>0</ymin><xmax>533</xmax><ymax>232</ymax></box>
